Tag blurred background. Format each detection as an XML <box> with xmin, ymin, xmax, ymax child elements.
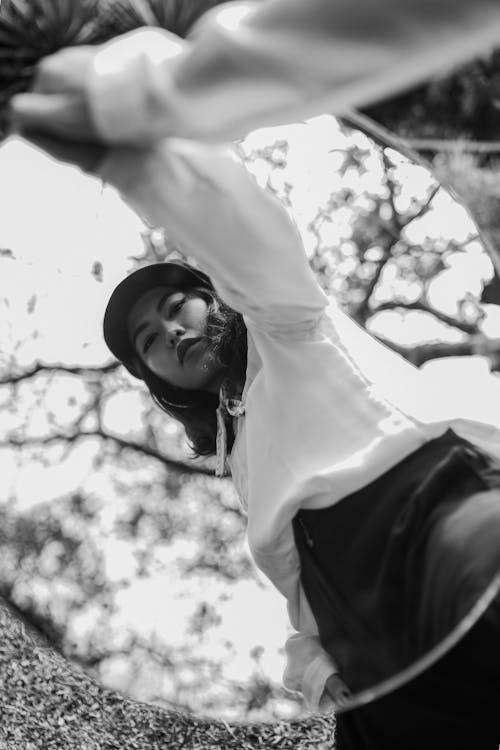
<box><xmin>1</xmin><ymin>113</ymin><xmax>500</xmax><ymax>722</ymax></box>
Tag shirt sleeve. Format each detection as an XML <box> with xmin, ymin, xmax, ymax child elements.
<box><xmin>85</xmin><ymin>0</ymin><xmax>500</xmax><ymax>143</ymax></box>
<box><xmin>249</xmin><ymin>519</ymin><xmax>340</xmax><ymax>712</ymax></box>
<box><xmin>283</xmin><ymin>591</ymin><xmax>340</xmax><ymax>712</ymax></box>
<box><xmin>98</xmin><ymin>138</ymin><xmax>328</xmax><ymax>328</ymax></box>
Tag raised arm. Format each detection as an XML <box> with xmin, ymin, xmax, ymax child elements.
<box><xmin>89</xmin><ymin>0</ymin><xmax>500</xmax><ymax>143</ymax></box>
<box><xmin>11</xmin><ymin>0</ymin><xmax>500</xmax><ymax>145</ymax></box>
<box><xmin>97</xmin><ymin>136</ymin><xmax>327</xmax><ymax>329</ymax></box>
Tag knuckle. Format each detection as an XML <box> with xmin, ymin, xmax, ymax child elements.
<box><xmin>34</xmin><ymin>55</ymin><xmax>57</xmax><ymax>89</ymax></box>
<box><xmin>38</xmin><ymin>53</ymin><xmax>58</xmax><ymax>74</ymax></box>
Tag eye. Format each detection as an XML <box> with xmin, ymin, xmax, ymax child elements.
<box><xmin>143</xmin><ymin>332</ymin><xmax>157</xmax><ymax>353</ymax></box>
<box><xmin>169</xmin><ymin>295</ymin><xmax>186</xmax><ymax>316</ymax></box>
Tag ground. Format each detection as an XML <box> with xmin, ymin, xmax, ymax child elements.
<box><xmin>0</xmin><ymin>597</ymin><xmax>336</xmax><ymax>750</ymax></box>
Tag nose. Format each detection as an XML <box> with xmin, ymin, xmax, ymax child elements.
<box><xmin>162</xmin><ymin>320</ymin><xmax>184</xmax><ymax>349</ymax></box>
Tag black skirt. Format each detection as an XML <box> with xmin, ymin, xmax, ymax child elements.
<box><xmin>293</xmin><ymin>430</ymin><xmax>500</xmax><ymax>748</ymax></box>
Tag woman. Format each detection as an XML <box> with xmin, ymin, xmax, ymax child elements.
<box><xmin>11</xmin><ymin>31</ymin><xmax>500</xmax><ymax>750</ymax></box>
<box><xmin>93</xmin><ymin>133</ymin><xmax>500</xmax><ymax>744</ymax></box>
<box><xmin>102</xmin><ymin>260</ymin><xmax>248</xmax><ymax>474</ymax></box>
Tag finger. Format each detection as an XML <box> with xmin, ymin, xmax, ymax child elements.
<box><xmin>34</xmin><ymin>55</ymin><xmax>68</xmax><ymax>94</ymax></box>
<box><xmin>11</xmin><ymin>92</ymin><xmax>78</xmax><ymax>130</ymax></box>
<box><xmin>10</xmin><ymin>93</ymin><xmax>98</xmax><ymax>142</ymax></box>
<box><xmin>33</xmin><ymin>47</ymin><xmax>94</xmax><ymax>94</ymax></box>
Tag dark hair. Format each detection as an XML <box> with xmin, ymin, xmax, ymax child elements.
<box><xmin>132</xmin><ymin>287</ymin><xmax>247</xmax><ymax>456</ymax></box>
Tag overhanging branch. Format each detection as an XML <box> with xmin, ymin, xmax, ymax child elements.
<box><xmin>0</xmin><ymin>361</ymin><xmax>121</xmax><ymax>386</ymax></box>
<box><xmin>375</xmin><ymin>332</ymin><xmax>500</xmax><ymax>368</ymax></box>
<box><xmin>372</xmin><ymin>300</ymin><xmax>479</xmax><ymax>335</ymax></box>
<box><xmin>0</xmin><ymin>429</ymin><xmax>215</xmax><ymax>477</ymax></box>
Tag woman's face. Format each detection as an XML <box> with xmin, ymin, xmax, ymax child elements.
<box><xmin>127</xmin><ymin>286</ymin><xmax>223</xmax><ymax>392</ymax></box>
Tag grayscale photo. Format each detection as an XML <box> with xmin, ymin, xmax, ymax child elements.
<box><xmin>1</xmin><ymin>1</ymin><xmax>500</xmax><ymax>748</ymax></box>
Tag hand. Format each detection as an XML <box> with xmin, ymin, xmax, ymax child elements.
<box><xmin>9</xmin><ymin>46</ymin><xmax>101</xmax><ymax>143</ymax></box>
<box><xmin>325</xmin><ymin>673</ymin><xmax>351</xmax><ymax>707</ymax></box>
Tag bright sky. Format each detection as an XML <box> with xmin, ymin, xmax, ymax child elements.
<box><xmin>1</xmin><ymin>115</ymin><xmax>500</xmax><ymax>717</ymax></box>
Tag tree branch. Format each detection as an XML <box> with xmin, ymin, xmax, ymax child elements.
<box><xmin>354</xmin><ymin>235</ymin><xmax>394</xmax><ymax>323</ymax></box>
<box><xmin>0</xmin><ymin>361</ymin><xmax>121</xmax><ymax>386</ymax></box>
<box><xmin>406</xmin><ymin>138</ymin><xmax>500</xmax><ymax>154</ymax></box>
<box><xmin>375</xmin><ymin>332</ymin><xmax>500</xmax><ymax>368</ymax></box>
<box><xmin>402</xmin><ymin>183</ymin><xmax>440</xmax><ymax>225</ymax></box>
<box><xmin>381</xmin><ymin>150</ymin><xmax>402</xmax><ymax>232</ymax></box>
<box><xmin>371</xmin><ymin>300</ymin><xmax>479</xmax><ymax>335</ymax></box>
<box><xmin>0</xmin><ymin>429</ymin><xmax>216</xmax><ymax>477</ymax></box>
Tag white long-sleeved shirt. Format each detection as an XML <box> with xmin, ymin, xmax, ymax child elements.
<box><xmin>95</xmin><ymin>136</ymin><xmax>500</xmax><ymax>712</ymax></box>
<box><xmin>82</xmin><ymin>26</ymin><xmax>500</xmax><ymax>712</ymax></box>
<box><xmin>86</xmin><ymin>0</ymin><xmax>500</xmax><ymax>144</ymax></box>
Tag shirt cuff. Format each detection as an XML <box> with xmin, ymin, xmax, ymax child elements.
<box><xmin>86</xmin><ymin>28</ymin><xmax>186</xmax><ymax>143</ymax></box>
<box><xmin>302</xmin><ymin>655</ymin><xmax>338</xmax><ymax>713</ymax></box>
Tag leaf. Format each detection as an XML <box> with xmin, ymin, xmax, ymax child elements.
<box><xmin>26</xmin><ymin>295</ymin><xmax>37</xmax><ymax>314</ymax></box>
<box><xmin>91</xmin><ymin>261</ymin><xmax>103</xmax><ymax>282</ymax></box>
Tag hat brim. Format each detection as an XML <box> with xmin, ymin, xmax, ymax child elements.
<box><xmin>103</xmin><ymin>261</ymin><xmax>213</xmax><ymax>379</ymax></box>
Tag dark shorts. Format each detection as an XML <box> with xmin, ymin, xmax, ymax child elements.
<box><xmin>293</xmin><ymin>430</ymin><xmax>500</xmax><ymax>748</ymax></box>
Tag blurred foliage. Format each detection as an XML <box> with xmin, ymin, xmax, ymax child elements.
<box><xmin>1</xmin><ymin>120</ymin><xmax>499</xmax><ymax>720</ymax></box>
<box><xmin>240</xmin><ymin>123</ymin><xmax>497</xmax><ymax>361</ymax></box>
<box><xmin>431</xmin><ymin>150</ymin><xmax>500</xmax><ymax>274</ymax></box>
<box><xmin>363</xmin><ymin>50</ymin><xmax>500</xmax><ymax>155</ymax></box>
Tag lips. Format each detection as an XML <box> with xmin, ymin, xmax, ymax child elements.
<box><xmin>177</xmin><ymin>337</ymin><xmax>203</xmax><ymax>365</ymax></box>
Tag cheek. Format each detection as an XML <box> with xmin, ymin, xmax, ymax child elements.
<box><xmin>144</xmin><ymin>347</ymin><xmax>177</xmax><ymax>382</ymax></box>
<box><xmin>184</xmin><ymin>298</ymin><xmax>209</xmax><ymax>331</ymax></box>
